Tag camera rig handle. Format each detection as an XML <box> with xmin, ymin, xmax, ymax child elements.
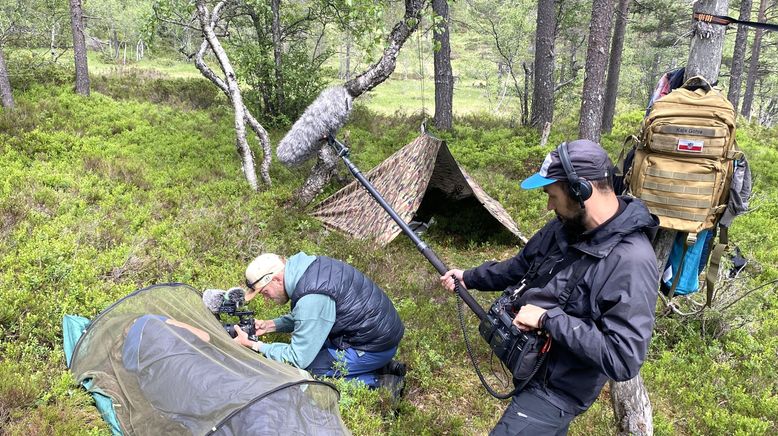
<box><xmin>327</xmin><ymin>134</ymin><xmax>487</xmax><ymax>321</ymax></box>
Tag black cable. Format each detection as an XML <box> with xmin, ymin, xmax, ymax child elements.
<box><xmin>455</xmin><ymin>281</ymin><xmax>549</xmax><ymax>399</ymax></box>
<box><xmin>455</xmin><ymin>283</ymin><xmax>516</xmax><ymax>400</ymax></box>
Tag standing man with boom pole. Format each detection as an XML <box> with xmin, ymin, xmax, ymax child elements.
<box><xmin>441</xmin><ymin>140</ymin><xmax>660</xmax><ymax>435</ymax></box>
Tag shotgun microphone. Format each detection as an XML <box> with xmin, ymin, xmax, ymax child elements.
<box><xmin>276</xmin><ymin>86</ymin><xmax>354</xmax><ymax>166</ymax></box>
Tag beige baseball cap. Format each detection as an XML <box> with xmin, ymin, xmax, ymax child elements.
<box><xmin>245</xmin><ymin>253</ymin><xmax>284</xmax><ymax>290</ymax></box>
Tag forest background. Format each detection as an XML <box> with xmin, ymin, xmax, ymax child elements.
<box><xmin>0</xmin><ymin>0</ymin><xmax>777</xmax><ymax>434</ymax></box>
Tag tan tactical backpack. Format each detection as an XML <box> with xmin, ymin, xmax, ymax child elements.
<box><xmin>627</xmin><ymin>76</ymin><xmax>742</xmax><ymax>243</ymax></box>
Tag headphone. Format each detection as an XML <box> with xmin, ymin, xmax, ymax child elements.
<box><xmin>557</xmin><ymin>142</ymin><xmax>592</xmax><ymax>208</ymax></box>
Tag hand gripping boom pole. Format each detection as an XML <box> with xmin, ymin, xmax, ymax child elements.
<box><xmin>326</xmin><ymin>134</ymin><xmax>487</xmax><ymax>321</ymax></box>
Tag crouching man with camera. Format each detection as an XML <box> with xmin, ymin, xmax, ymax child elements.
<box><xmin>441</xmin><ymin>140</ymin><xmax>659</xmax><ymax>435</ymax></box>
<box><xmin>233</xmin><ymin>252</ymin><xmax>406</xmax><ymax>392</ymax></box>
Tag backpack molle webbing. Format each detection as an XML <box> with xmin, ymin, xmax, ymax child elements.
<box><xmin>627</xmin><ymin>76</ymin><xmax>741</xmax><ymax>241</ymax></box>
<box><xmin>626</xmin><ymin>75</ymin><xmax>752</xmax><ymax>304</ymax></box>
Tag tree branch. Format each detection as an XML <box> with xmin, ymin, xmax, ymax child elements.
<box><xmin>344</xmin><ymin>0</ymin><xmax>429</xmax><ymax>96</ymax></box>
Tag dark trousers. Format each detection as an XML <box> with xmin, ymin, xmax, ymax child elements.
<box><xmin>490</xmin><ymin>390</ymin><xmax>575</xmax><ymax>436</ymax></box>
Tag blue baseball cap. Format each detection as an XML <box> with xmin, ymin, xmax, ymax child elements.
<box><xmin>520</xmin><ymin>139</ymin><xmax>613</xmax><ymax>190</ymax></box>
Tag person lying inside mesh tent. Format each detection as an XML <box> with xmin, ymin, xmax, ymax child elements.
<box><xmin>235</xmin><ymin>252</ymin><xmax>407</xmax><ymax>393</ymax></box>
<box><xmin>122</xmin><ymin>313</ymin><xmax>347</xmax><ymax>435</ymax></box>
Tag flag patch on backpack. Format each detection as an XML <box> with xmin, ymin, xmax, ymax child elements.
<box><xmin>677</xmin><ymin>139</ymin><xmax>704</xmax><ymax>153</ymax></box>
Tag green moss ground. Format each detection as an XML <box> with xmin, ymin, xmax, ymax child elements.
<box><xmin>0</xmin><ymin>74</ymin><xmax>776</xmax><ymax>435</ymax></box>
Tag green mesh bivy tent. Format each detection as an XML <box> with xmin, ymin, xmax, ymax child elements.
<box><xmin>312</xmin><ymin>134</ymin><xmax>527</xmax><ymax>246</ymax></box>
<box><xmin>63</xmin><ymin>283</ymin><xmax>349</xmax><ymax>436</ymax></box>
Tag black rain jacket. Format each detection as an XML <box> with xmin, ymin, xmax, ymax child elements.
<box><xmin>463</xmin><ymin>196</ymin><xmax>659</xmax><ymax>414</ymax></box>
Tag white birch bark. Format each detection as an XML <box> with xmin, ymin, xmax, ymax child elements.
<box><xmin>195</xmin><ymin>0</ymin><xmax>262</xmax><ymax>189</ymax></box>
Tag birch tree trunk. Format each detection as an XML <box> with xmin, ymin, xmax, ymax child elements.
<box><xmin>602</xmin><ymin>0</ymin><xmax>631</xmax><ymax>133</ymax></box>
<box><xmin>291</xmin><ymin>146</ymin><xmax>339</xmax><ymax>207</ymax></box>
<box><xmin>432</xmin><ymin>0</ymin><xmax>453</xmax><ymax>131</ymax></box>
<box><xmin>0</xmin><ymin>47</ymin><xmax>14</xmax><ymax>110</ymax></box>
<box><xmin>194</xmin><ymin>40</ymin><xmax>272</xmax><ymax>186</ymax></box>
<box><xmin>195</xmin><ymin>0</ymin><xmax>261</xmax><ymax>190</ymax></box>
<box><xmin>50</xmin><ymin>24</ymin><xmax>58</xmax><ymax>60</ymax></box>
<box><xmin>530</xmin><ymin>0</ymin><xmax>556</xmax><ymax>129</ymax></box>
<box><xmin>344</xmin><ymin>31</ymin><xmax>352</xmax><ymax>80</ymax></box>
<box><xmin>69</xmin><ymin>0</ymin><xmax>90</xmax><ymax>96</ymax></box>
<box><xmin>727</xmin><ymin>0</ymin><xmax>752</xmax><ymax>111</ymax></box>
<box><xmin>740</xmin><ymin>0</ymin><xmax>767</xmax><ymax>120</ymax></box>
<box><xmin>578</xmin><ymin>0</ymin><xmax>614</xmax><ymax>142</ymax></box>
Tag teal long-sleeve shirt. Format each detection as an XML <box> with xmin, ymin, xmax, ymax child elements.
<box><xmin>258</xmin><ymin>252</ymin><xmax>336</xmax><ymax>369</ymax></box>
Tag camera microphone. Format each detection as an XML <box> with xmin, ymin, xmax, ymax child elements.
<box><xmin>208</xmin><ymin>287</ymin><xmax>255</xmax><ymax>340</ymax></box>
<box><xmin>202</xmin><ymin>288</ymin><xmax>226</xmax><ymax>314</ymax></box>
<box><xmin>276</xmin><ymin>86</ymin><xmax>354</xmax><ymax>166</ymax></box>
<box><xmin>225</xmin><ymin>287</ymin><xmax>246</xmax><ymax>307</ymax></box>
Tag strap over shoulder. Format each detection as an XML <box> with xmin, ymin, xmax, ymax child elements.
<box><xmin>558</xmin><ymin>255</ymin><xmax>599</xmax><ymax>308</ymax></box>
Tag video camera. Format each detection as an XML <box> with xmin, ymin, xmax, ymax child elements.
<box><xmin>206</xmin><ymin>287</ymin><xmax>258</xmax><ymax>341</ymax></box>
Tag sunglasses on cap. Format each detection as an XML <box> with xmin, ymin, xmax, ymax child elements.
<box><xmin>245</xmin><ymin>272</ymin><xmax>274</xmax><ymax>291</ymax></box>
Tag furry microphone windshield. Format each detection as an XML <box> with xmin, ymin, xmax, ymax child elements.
<box><xmin>202</xmin><ymin>288</ymin><xmax>226</xmax><ymax>314</ymax></box>
<box><xmin>224</xmin><ymin>287</ymin><xmax>246</xmax><ymax>307</ymax></box>
<box><xmin>276</xmin><ymin>86</ymin><xmax>354</xmax><ymax>166</ymax></box>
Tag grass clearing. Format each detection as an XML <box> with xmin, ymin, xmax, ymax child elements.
<box><xmin>0</xmin><ymin>69</ymin><xmax>777</xmax><ymax>435</ymax></box>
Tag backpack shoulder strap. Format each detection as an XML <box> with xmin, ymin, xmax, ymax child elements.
<box><xmin>664</xmin><ymin>232</ymin><xmax>690</xmax><ymax>297</ymax></box>
<box><xmin>705</xmin><ymin>225</ymin><xmax>729</xmax><ymax>307</ymax></box>
<box><xmin>615</xmin><ymin>135</ymin><xmax>638</xmax><ymax>176</ymax></box>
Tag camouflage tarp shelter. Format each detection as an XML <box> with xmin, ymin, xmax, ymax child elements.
<box><xmin>313</xmin><ymin>134</ymin><xmax>526</xmax><ymax>246</ymax></box>
<box><xmin>64</xmin><ymin>283</ymin><xmax>349</xmax><ymax>436</ymax></box>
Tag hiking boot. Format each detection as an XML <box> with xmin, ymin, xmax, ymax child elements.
<box><xmin>377</xmin><ymin>359</ymin><xmax>407</xmax><ymax>377</ymax></box>
<box><xmin>376</xmin><ymin>374</ymin><xmax>405</xmax><ymax>400</ymax></box>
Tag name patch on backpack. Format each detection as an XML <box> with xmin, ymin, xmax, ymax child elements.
<box><xmin>658</xmin><ymin>125</ymin><xmax>716</xmax><ymax>136</ymax></box>
<box><xmin>677</xmin><ymin>139</ymin><xmax>704</xmax><ymax>153</ymax></box>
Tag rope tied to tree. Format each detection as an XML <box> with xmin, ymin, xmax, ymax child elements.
<box><xmin>692</xmin><ymin>12</ymin><xmax>778</xmax><ymax>32</ymax></box>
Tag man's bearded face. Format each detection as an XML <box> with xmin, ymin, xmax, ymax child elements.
<box><xmin>544</xmin><ymin>182</ymin><xmax>588</xmax><ymax>237</ymax></box>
